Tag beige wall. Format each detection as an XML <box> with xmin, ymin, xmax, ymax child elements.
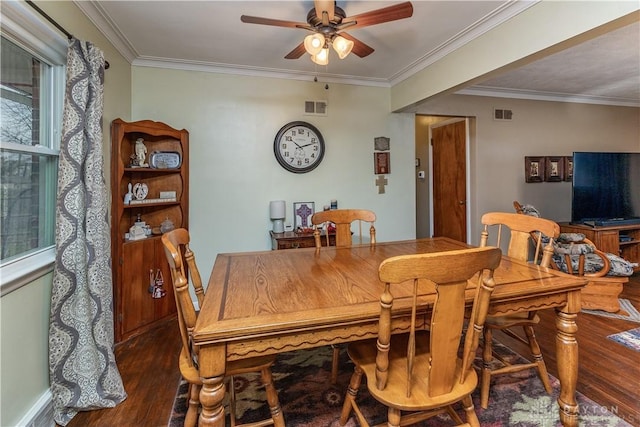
<box><xmin>131</xmin><ymin>67</ymin><xmax>416</xmax><ymax>276</ymax></box>
<box><xmin>0</xmin><ymin>2</ymin><xmax>131</xmax><ymax>426</ymax></box>
<box><xmin>415</xmin><ymin>94</ymin><xmax>640</xmax><ymax>244</ymax></box>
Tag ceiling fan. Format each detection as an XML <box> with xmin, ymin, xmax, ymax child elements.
<box><xmin>240</xmin><ymin>1</ymin><xmax>413</xmax><ymax>65</ymax></box>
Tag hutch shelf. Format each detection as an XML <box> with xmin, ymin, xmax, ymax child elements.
<box><xmin>111</xmin><ymin>118</ymin><xmax>189</xmax><ymax>343</ymax></box>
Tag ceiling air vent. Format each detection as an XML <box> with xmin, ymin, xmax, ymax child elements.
<box><xmin>493</xmin><ymin>108</ymin><xmax>513</xmax><ymax>121</ymax></box>
<box><xmin>304</xmin><ymin>100</ymin><xmax>328</xmax><ymax>116</ymax></box>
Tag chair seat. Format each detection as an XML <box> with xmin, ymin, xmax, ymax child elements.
<box><xmin>486</xmin><ymin>312</ymin><xmax>540</xmax><ymax>328</ymax></box>
<box><xmin>347</xmin><ymin>331</ymin><xmax>478</xmax><ymax>411</ymax></box>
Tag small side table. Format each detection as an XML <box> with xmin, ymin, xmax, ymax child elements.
<box><xmin>270</xmin><ymin>231</ymin><xmax>336</xmax><ymax>250</ymax></box>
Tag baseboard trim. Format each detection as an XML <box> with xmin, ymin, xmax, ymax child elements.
<box><xmin>16</xmin><ymin>389</ymin><xmax>54</xmax><ymax>427</ymax></box>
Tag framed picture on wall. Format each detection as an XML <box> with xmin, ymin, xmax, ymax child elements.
<box><xmin>524</xmin><ymin>156</ymin><xmax>545</xmax><ymax>183</ymax></box>
<box><xmin>563</xmin><ymin>156</ymin><xmax>573</xmax><ymax>182</ymax></box>
<box><xmin>545</xmin><ymin>156</ymin><xmax>564</xmax><ymax>182</ymax></box>
<box><xmin>374</xmin><ymin>152</ymin><xmax>390</xmax><ymax>174</ymax></box>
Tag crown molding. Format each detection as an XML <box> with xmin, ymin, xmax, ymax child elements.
<box><xmin>456</xmin><ymin>86</ymin><xmax>640</xmax><ymax>107</ymax></box>
<box><xmin>73</xmin><ymin>0</ymin><xmax>137</xmax><ymax>63</ymax></box>
<box><xmin>132</xmin><ymin>57</ymin><xmax>391</xmax><ymax>87</ymax></box>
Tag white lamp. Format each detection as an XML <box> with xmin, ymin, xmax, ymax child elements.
<box><xmin>269</xmin><ymin>200</ymin><xmax>286</xmax><ymax>233</ymax></box>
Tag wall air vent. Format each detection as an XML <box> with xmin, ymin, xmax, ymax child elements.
<box><xmin>304</xmin><ymin>100</ymin><xmax>328</xmax><ymax>116</ymax></box>
<box><xmin>494</xmin><ymin>108</ymin><xmax>513</xmax><ymax>121</ymax></box>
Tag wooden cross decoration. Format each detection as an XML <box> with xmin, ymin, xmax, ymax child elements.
<box><xmin>375</xmin><ymin>175</ymin><xmax>388</xmax><ymax>194</ymax></box>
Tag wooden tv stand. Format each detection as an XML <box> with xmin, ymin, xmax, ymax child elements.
<box><xmin>559</xmin><ymin>222</ymin><xmax>640</xmax><ymax>272</ymax></box>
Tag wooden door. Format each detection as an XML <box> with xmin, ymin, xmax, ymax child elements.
<box><xmin>431</xmin><ymin>119</ymin><xmax>467</xmax><ymax>242</ymax></box>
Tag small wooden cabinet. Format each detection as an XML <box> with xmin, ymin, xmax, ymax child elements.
<box><xmin>111</xmin><ymin>119</ymin><xmax>189</xmax><ymax>343</ymax></box>
<box><xmin>559</xmin><ymin>222</ymin><xmax>640</xmax><ymax>272</ymax></box>
<box><xmin>270</xmin><ymin>231</ymin><xmax>336</xmax><ymax>250</ymax></box>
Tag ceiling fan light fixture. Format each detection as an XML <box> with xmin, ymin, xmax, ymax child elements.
<box><xmin>332</xmin><ymin>35</ymin><xmax>354</xmax><ymax>59</ymax></box>
<box><xmin>304</xmin><ymin>33</ymin><xmax>326</xmax><ymax>55</ymax></box>
<box><xmin>311</xmin><ymin>48</ymin><xmax>329</xmax><ymax>65</ymax></box>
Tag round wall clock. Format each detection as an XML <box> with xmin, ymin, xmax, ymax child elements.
<box><xmin>274</xmin><ymin>121</ymin><xmax>325</xmax><ymax>173</ymax></box>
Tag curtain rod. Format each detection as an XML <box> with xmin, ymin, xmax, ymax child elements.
<box><xmin>25</xmin><ymin>1</ymin><xmax>110</xmax><ymax>70</ymax></box>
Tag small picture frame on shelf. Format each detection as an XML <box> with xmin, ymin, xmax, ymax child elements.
<box><xmin>563</xmin><ymin>156</ymin><xmax>573</xmax><ymax>182</ymax></box>
<box><xmin>545</xmin><ymin>156</ymin><xmax>564</xmax><ymax>182</ymax></box>
<box><xmin>524</xmin><ymin>156</ymin><xmax>545</xmax><ymax>183</ymax></box>
<box><xmin>293</xmin><ymin>202</ymin><xmax>315</xmax><ymax>232</ymax></box>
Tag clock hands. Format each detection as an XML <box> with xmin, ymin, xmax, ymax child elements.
<box><xmin>298</xmin><ymin>142</ymin><xmax>317</xmax><ymax>148</ymax></box>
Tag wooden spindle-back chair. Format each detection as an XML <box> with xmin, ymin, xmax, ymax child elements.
<box><xmin>339</xmin><ymin>246</ymin><xmax>502</xmax><ymax>427</ymax></box>
<box><xmin>311</xmin><ymin>208</ymin><xmax>377</xmax><ymax>383</ymax></box>
<box><xmin>162</xmin><ymin>228</ymin><xmax>285</xmax><ymax>427</ymax></box>
<box><xmin>311</xmin><ymin>208</ymin><xmax>376</xmax><ymax>248</ymax></box>
<box><xmin>478</xmin><ymin>212</ymin><xmax>560</xmax><ymax>409</ymax></box>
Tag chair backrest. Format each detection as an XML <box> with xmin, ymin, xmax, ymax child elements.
<box><xmin>161</xmin><ymin>228</ymin><xmax>205</xmax><ymax>368</ymax></box>
<box><xmin>480</xmin><ymin>212</ymin><xmax>559</xmax><ymax>267</ymax></box>
<box><xmin>311</xmin><ymin>209</ymin><xmax>376</xmax><ymax>247</ymax></box>
<box><xmin>513</xmin><ymin>201</ymin><xmax>612</xmax><ymax>277</ymax></box>
<box><xmin>375</xmin><ymin>246</ymin><xmax>502</xmax><ymax>397</ymax></box>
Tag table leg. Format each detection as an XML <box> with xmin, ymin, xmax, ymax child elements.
<box><xmin>198</xmin><ymin>376</ymin><xmax>226</xmax><ymax>426</ymax></box>
<box><xmin>555</xmin><ymin>291</ymin><xmax>580</xmax><ymax>427</ymax></box>
<box><xmin>198</xmin><ymin>346</ymin><xmax>227</xmax><ymax>427</ymax></box>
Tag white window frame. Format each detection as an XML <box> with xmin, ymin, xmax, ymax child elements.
<box><xmin>1</xmin><ymin>1</ymin><xmax>66</xmax><ymax>296</ymax></box>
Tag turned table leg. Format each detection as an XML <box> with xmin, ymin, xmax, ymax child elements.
<box><xmin>198</xmin><ymin>345</ymin><xmax>227</xmax><ymax>427</ymax></box>
<box><xmin>555</xmin><ymin>290</ymin><xmax>581</xmax><ymax>427</ymax></box>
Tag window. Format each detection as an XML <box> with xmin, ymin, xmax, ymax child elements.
<box><xmin>1</xmin><ymin>2</ymin><xmax>66</xmax><ymax>293</ymax></box>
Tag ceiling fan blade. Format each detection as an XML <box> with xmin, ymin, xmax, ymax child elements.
<box><xmin>314</xmin><ymin>0</ymin><xmax>335</xmax><ymax>22</ymax></box>
<box><xmin>339</xmin><ymin>32</ymin><xmax>374</xmax><ymax>58</ymax></box>
<box><xmin>241</xmin><ymin>15</ymin><xmax>308</xmax><ymax>29</ymax></box>
<box><xmin>342</xmin><ymin>1</ymin><xmax>413</xmax><ymax>30</ymax></box>
<box><xmin>285</xmin><ymin>42</ymin><xmax>307</xmax><ymax>59</ymax></box>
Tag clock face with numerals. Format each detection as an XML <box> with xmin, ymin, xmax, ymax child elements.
<box><xmin>274</xmin><ymin>121</ymin><xmax>325</xmax><ymax>173</ymax></box>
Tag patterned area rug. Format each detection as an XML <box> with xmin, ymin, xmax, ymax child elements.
<box><xmin>608</xmin><ymin>327</ymin><xmax>640</xmax><ymax>352</ymax></box>
<box><xmin>169</xmin><ymin>343</ymin><xmax>631</xmax><ymax>426</ymax></box>
<box><xmin>582</xmin><ymin>299</ymin><xmax>640</xmax><ymax>323</ymax></box>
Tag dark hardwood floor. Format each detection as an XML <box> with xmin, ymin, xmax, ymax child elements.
<box><xmin>495</xmin><ymin>273</ymin><xmax>640</xmax><ymax>426</ymax></box>
<box><xmin>66</xmin><ymin>275</ymin><xmax>640</xmax><ymax>427</ymax></box>
<box><xmin>65</xmin><ymin>316</ymin><xmax>182</xmax><ymax>427</ymax></box>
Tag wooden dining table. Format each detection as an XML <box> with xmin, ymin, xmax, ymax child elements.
<box><xmin>193</xmin><ymin>237</ymin><xmax>587</xmax><ymax>427</ymax></box>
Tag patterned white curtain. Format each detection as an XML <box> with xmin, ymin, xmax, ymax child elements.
<box><xmin>49</xmin><ymin>38</ymin><xmax>126</xmax><ymax>426</ymax></box>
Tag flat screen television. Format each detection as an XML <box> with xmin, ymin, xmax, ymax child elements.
<box><xmin>571</xmin><ymin>152</ymin><xmax>640</xmax><ymax>226</ymax></box>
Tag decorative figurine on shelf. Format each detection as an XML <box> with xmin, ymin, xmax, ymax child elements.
<box><xmin>160</xmin><ymin>217</ymin><xmax>175</xmax><ymax>234</ymax></box>
<box><xmin>123</xmin><ymin>182</ymin><xmax>133</xmax><ymax>205</ymax></box>
<box><xmin>134</xmin><ymin>137</ymin><xmax>148</xmax><ymax>167</ymax></box>
<box><xmin>128</xmin><ymin>213</ymin><xmax>147</xmax><ymax>240</ymax></box>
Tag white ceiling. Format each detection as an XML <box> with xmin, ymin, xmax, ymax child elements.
<box><xmin>78</xmin><ymin>1</ymin><xmax>640</xmax><ymax>108</ymax></box>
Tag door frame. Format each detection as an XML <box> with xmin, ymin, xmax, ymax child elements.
<box><xmin>428</xmin><ymin>117</ymin><xmax>471</xmax><ymax>243</ymax></box>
